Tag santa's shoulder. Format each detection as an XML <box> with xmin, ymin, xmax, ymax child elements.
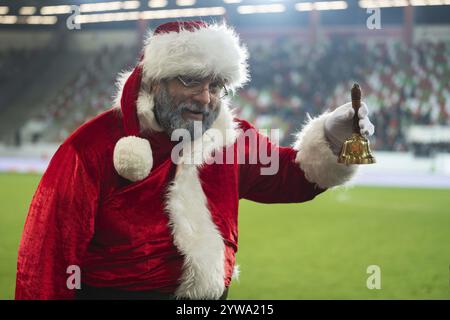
<box><xmin>61</xmin><ymin>108</ymin><xmax>124</xmax><ymax>164</ymax></box>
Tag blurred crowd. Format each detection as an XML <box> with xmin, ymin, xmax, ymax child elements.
<box><xmin>31</xmin><ymin>45</ymin><xmax>140</xmax><ymax>141</ymax></box>
<box><xmin>0</xmin><ymin>47</ymin><xmax>58</xmax><ymax>112</ymax></box>
<box><xmin>237</xmin><ymin>37</ymin><xmax>450</xmax><ymax>151</ymax></box>
<box><xmin>5</xmin><ymin>36</ymin><xmax>449</xmax><ymax>151</ymax></box>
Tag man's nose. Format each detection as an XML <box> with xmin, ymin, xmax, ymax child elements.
<box><xmin>192</xmin><ymin>84</ymin><xmax>211</xmax><ymax>106</ymax></box>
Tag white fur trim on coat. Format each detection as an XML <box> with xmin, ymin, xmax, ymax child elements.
<box><xmin>167</xmin><ymin>164</ymin><xmax>226</xmax><ymax>300</ymax></box>
<box><xmin>112</xmin><ymin>69</ymin><xmax>237</xmax><ymax>298</ymax></box>
<box><xmin>293</xmin><ymin>113</ymin><xmax>357</xmax><ymax>189</ymax></box>
<box><xmin>113</xmin><ymin>136</ymin><xmax>153</xmax><ymax>182</ymax></box>
<box><xmin>141</xmin><ymin>22</ymin><xmax>249</xmax><ymax>89</ymax></box>
<box><xmin>166</xmin><ymin>100</ymin><xmax>237</xmax><ymax>300</ymax></box>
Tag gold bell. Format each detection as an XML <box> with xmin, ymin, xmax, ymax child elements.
<box><xmin>337</xmin><ymin>84</ymin><xmax>376</xmax><ymax>165</ymax></box>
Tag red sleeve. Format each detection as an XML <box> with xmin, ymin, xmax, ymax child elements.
<box><xmin>238</xmin><ymin>120</ymin><xmax>326</xmax><ymax>203</ymax></box>
<box><xmin>15</xmin><ymin>143</ymin><xmax>98</xmax><ymax>300</ymax></box>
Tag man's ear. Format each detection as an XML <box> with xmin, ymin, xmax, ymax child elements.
<box><xmin>141</xmin><ymin>80</ymin><xmax>160</xmax><ymax>94</ymax></box>
<box><xmin>152</xmin><ymin>82</ymin><xmax>161</xmax><ymax>93</ymax></box>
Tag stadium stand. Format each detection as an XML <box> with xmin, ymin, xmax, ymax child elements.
<box><xmin>0</xmin><ymin>34</ymin><xmax>449</xmax><ymax>152</ymax></box>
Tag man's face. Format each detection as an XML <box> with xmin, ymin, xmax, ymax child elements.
<box><xmin>153</xmin><ymin>77</ymin><xmax>223</xmax><ymax>140</ymax></box>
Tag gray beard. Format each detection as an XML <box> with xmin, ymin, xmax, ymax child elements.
<box><xmin>153</xmin><ymin>84</ymin><xmax>221</xmax><ymax>140</ymax></box>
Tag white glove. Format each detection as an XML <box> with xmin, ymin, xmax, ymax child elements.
<box><xmin>324</xmin><ymin>102</ymin><xmax>375</xmax><ymax>156</ymax></box>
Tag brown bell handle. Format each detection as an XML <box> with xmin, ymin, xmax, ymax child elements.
<box><xmin>351</xmin><ymin>83</ymin><xmax>361</xmax><ymax>134</ymax></box>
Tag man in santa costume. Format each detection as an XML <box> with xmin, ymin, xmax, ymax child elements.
<box><xmin>15</xmin><ymin>21</ymin><xmax>374</xmax><ymax>300</ymax></box>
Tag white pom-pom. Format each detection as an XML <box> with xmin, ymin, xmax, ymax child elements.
<box><xmin>113</xmin><ymin>136</ymin><xmax>153</xmax><ymax>182</ymax></box>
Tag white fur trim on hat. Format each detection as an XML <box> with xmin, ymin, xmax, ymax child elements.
<box><xmin>141</xmin><ymin>23</ymin><xmax>249</xmax><ymax>89</ymax></box>
<box><xmin>293</xmin><ymin>113</ymin><xmax>357</xmax><ymax>189</ymax></box>
<box><xmin>113</xmin><ymin>136</ymin><xmax>153</xmax><ymax>182</ymax></box>
<box><xmin>112</xmin><ymin>69</ymin><xmax>133</xmax><ymax>108</ymax></box>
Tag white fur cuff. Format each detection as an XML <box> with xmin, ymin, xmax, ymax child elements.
<box><xmin>293</xmin><ymin>113</ymin><xmax>357</xmax><ymax>189</ymax></box>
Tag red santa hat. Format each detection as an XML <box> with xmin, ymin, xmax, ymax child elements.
<box><xmin>113</xmin><ymin>20</ymin><xmax>249</xmax><ymax>182</ymax></box>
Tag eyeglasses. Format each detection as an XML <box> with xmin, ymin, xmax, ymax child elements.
<box><xmin>177</xmin><ymin>76</ymin><xmax>229</xmax><ymax>99</ymax></box>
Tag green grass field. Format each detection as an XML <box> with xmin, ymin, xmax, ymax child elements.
<box><xmin>1</xmin><ymin>172</ymin><xmax>449</xmax><ymax>300</ymax></box>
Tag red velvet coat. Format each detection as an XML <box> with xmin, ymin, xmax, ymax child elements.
<box><xmin>15</xmin><ymin>108</ymin><xmax>326</xmax><ymax>300</ymax></box>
